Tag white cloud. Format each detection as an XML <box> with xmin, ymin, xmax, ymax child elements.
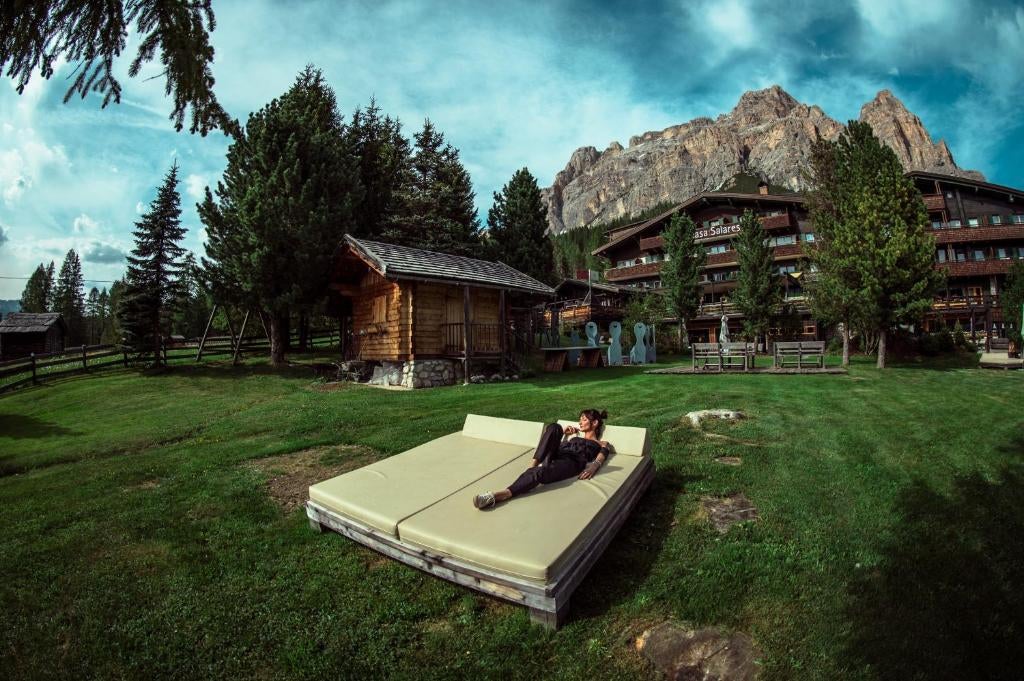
<box><xmin>72</xmin><ymin>213</ymin><xmax>100</xmax><ymax>234</ymax></box>
<box><xmin>0</xmin><ymin>223</ymin><xmax>8</xmax><ymax>247</ymax></box>
<box><xmin>135</xmin><ymin>201</ymin><xmax>146</xmax><ymax>214</ymax></box>
<box><xmin>184</xmin><ymin>173</ymin><xmax>208</xmax><ymax>199</ymax></box>
<box><xmin>703</xmin><ymin>0</ymin><xmax>757</xmax><ymax>50</ymax></box>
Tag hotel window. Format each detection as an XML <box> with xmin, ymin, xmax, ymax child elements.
<box><xmin>948</xmin><ymin>219</ymin><xmax>962</xmax><ymax>228</ymax></box>
<box><xmin>936</xmin><ymin>249</ymin><xmax>947</xmax><ymax>263</ymax></box>
<box><xmin>931</xmin><ymin>220</ymin><xmax>944</xmax><ymax>230</ymax></box>
<box><xmin>990</xmin><ymin>215</ymin><xmax>1003</xmax><ymax>225</ymax></box>
<box><xmin>769</xmin><ymin>235</ymin><xmax>797</xmax><ymax>247</ymax></box>
<box><xmin>954</xmin><ymin>249</ymin><xmax>968</xmax><ymax>262</ymax></box>
<box><xmin>777</xmin><ymin>264</ymin><xmax>797</xmax><ymax>275</ymax></box>
<box><xmin>968</xmin><ymin>217</ymin><xmax>980</xmax><ymax>227</ymax></box>
<box><xmin>972</xmin><ymin>249</ymin><xmax>986</xmax><ymax>261</ymax></box>
<box><xmin>996</xmin><ymin>247</ymin><xmax>1009</xmax><ymax>260</ymax></box>
<box><xmin>707</xmin><ymin>243</ymin><xmax>729</xmax><ymax>255</ymax></box>
<box><xmin>1012</xmin><ymin>214</ymin><xmax>1024</xmax><ymax>224</ymax></box>
<box><xmin>804</xmin><ymin>232</ymin><xmax>815</xmax><ymax>242</ymax></box>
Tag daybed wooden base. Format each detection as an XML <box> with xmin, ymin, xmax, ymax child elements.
<box><xmin>306</xmin><ymin>462</ymin><xmax>654</xmax><ymax>629</ymax></box>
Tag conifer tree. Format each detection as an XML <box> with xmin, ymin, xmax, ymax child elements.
<box><xmin>1002</xmin><ymin>260</ymin><xmax>1024</xmax><ymax>347</ymax></box>
<box><xmin>733</xmin><ymin>209</ymin><xmax>781</xmax><ymax>347</ymax></box>
<box><xmin>832</xmin><ymin>121</ymin><xmax>943</xmax><ymax>368</ymax></box>
<box><xmin>660</xmin><ymin>213</ymin><xmax>706</xmax><ymax>350</ymax></box>
<box><xmin>85</xmin><ymin>286</ymin><xmax>101</xmax><ymax>344</ymax></box>
<box><xmin>101</xmin><ymin>281</ymin><xmax>125</xmax><ymax>345</ymax></box>
<box><xmin>201</xmin><ymin>65</ymin><xmax>362</xmax><ymax>366</ymax></box>
<box><xmin>388</xmin><ymin>120</ymin><xmax>482</xmax><ymax>256</ymax></box>
<box><xmin>1</xmin><ymin>1</ymin><xmax>236</xmax><ymax>135</ymax></box>
<box><xmin>119</xmin><ymin>162</ymin><xmax>187</xmax><ymax>363</ymax></box>
<box><xmin>486</xmin><ymin>167</ymin><xmax>554</xmax><ymax>283</ymax></box>
<box><xmin>19</xmin><ymin>264</ymin><xmax>49</xmax><ymax>312</ymax></box>
<box><xmin>45</xmin><ymin>261</ymin><xmax>56</xmax><ymax>310</ymax></box>
<box><xmin>347</xmin><ymin>100</ymin><xmax>412</xmax><ymax>239</ymax></box>
<box><xmin>53</xmin><ymin>249</ymin><xmax>85</xmax><ymax>343</ymax></box>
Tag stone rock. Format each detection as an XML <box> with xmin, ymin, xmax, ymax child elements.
<box><xmin>542</xmin><ymin>85</ymin><xmax>984</xmax><ymax>233</ymax></box>
<box><xmin>701</xmin><ymin>493</ymin><xmax>759</xmax><ymax>533</ymax></box>
<box><xmin>470</xmin><ymin>374</ymin><xmax>486</xmax><ymax>384</ymax></box>
<box><xmin>685</xmin><ymin>409</ymin><xmax>745</xmax><ymax>428</ymax></box>
<box><xmin>636</xmin><ymin>621</ymin><xmax>761</xmax><ymax>681</ymax></box>
<box><xmin>490</xmin><ymin>373</ymin><xmax>503</xmax><ymax>382</ymax></box>
<box><xmin>511</xmin><ymin>374</ymin><xmax>519</xmax><ymax>381</ymax></box>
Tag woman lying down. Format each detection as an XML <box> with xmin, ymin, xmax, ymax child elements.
<box><xmin>473</xmin><ymin>409</ymin><xmax>610</xmax><ymax>509</ymax></box>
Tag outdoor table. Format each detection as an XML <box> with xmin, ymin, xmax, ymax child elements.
<box><xmin>541</xmin><ymin>345</ymin><xmax>607</xmax><ymax>372</ymax></box>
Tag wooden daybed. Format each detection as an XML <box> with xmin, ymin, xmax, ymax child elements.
<box><xmin>306</xmin><ymin>415</ymin><xmax>654</xmax><ymax>628</ymax></box>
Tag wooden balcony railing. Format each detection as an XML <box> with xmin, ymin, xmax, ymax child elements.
<box><xmin>760</xmin><ymin>213</ymin><xmax>794</xmax><ymax>230</ymax></box>
<box><xmin>441</xmin><ymin>323</ymin><xmax>503</xmax><ymax>355</ymax></box>
<box><xmin>922</xmin><ymin>194</ymin><xmax>946</xmax><ymax>211</ymax></box>
<box><xmin>932</xmin><ymin>224</ymin><xmax>1024</xmax><ymax>244</ymax></box>
<box><xmin>931</xmin><ymin>295</ymin><xmax>1000</xmax><ymax>310</ymax></box>
<box><xmin>605</xmin><ymin>261</ymin><xmax>663</xmax><ymax>282</ymax></box>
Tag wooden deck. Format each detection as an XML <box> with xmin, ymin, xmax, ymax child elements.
<box><xmin>647</xmin><ymin>365</ymin><xmax>846</xmax><ymax>375</ymax></box>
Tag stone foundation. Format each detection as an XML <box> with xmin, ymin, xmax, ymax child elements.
<box><xmin>369</xmin><ymin>359</ymin><xmax>464</xmax><ymax>388</ymax></box>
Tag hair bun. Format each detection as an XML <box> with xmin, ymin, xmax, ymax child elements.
<box><xmin>599</xmin><ymin>410</ymin><xmax>609</xmax><ymax>421</ymax></box>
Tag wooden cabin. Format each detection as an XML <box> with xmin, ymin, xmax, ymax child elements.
<box><xmin>0</xmin><ymin>312</ymin><xmax>67</xmax><ymax>360</ymax></box>
<box><xmin>330</xmin><ymin>236</ymin><xmax>555</xmax><ymax>387</ymax></box>
<box><xmin>544</xmin><ymin>279</ymin><xmax>638</xmax><ymax>329</ymax></box>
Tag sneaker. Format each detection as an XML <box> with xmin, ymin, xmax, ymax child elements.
<box><xmin>473</xmin><ymin>492</ymin><xmax>496</xmax><ymax>509</ymax></box>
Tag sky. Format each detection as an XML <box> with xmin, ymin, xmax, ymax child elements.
<box><xmin>1</xmin><ymin>0</ymin><xmax>1023</xmax><ymax>299</ymax></box>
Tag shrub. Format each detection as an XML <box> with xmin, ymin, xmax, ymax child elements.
<box><xmin>953</xmin><ymin>321</ymin><xmax>967</xmax><ymax>348</ymax></box>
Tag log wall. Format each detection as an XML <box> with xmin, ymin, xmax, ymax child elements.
<box><xmin>351</xmin><ymin>270</ymin><xmax>412</xmax><ymax>360</ymax></box>
<box><xmin>412</xmin><ymin>283</ymin><xmax>500</xmax><ymax>357</ymax></box>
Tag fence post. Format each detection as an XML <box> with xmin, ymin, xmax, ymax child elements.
<box><xmin>30</xmin><ymin>353</ymin><xmax>37</xmax><ymax>384</ymax></box>
<box><xmin>82</xmin><ymin>344</ymin><xmax>88</xmax><ymax>370</ymax></box>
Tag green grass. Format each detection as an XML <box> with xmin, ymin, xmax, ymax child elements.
<box><xmin>1</xmin><ymin>354</ymin><xmax>1022</xmax><ymax>679</ymax></box>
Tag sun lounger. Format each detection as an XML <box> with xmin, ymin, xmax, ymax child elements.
<box><xmin>306</xmin><ymin>414</ymin><xmax>654</xmax><ymax>628</ymax></box>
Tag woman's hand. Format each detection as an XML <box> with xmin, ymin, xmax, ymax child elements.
<box><xmin>563</xmin><ymin>425</ymin><xmax>579</xmax><ymax>436</ymax></box>
<box><xmin>579</xmin><ymin>461</ymin><xmax>600</xmax><ymax>479</ymax></box>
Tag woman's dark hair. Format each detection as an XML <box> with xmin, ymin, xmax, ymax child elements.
<box><xmin>579</xmin><ymin>408</ymin><xmax>608</xmax><ymax>436</ymax></box>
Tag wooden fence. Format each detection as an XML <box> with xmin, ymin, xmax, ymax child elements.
<box><xmin>0</xmin><ymin>329</ymin><xmax>338</xmax><ymax>394</ymax></box>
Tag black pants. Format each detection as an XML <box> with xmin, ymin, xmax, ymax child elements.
<box><xmin>506</xmin><ymin>423</ymin><xmax>585</xmax><ymax>497</ymax></box>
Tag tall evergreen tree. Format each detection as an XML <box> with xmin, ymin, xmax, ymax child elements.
<box><xmin>53</xmin><ymin>249</ymin><xmax>85</xmax><ymax>343</ymax></box>
<box><xmin>19</xmin><ymin>264</ymin><xmax>49</xmax><ymax>312</ymax></box>
<box><xmin>833</xmin><ymin>121</ymin><xmax>943</xmax><ymax>368</ymax></box>
<box><xmin>97</xmin><ymin>287</ymin><xmax>110</xmax><ymax>343</ymax></box>
<box><xmin>44</xmin><ymin>261</ymin><xmax>56</xmax><ymax>311</ymax></box>
<box><xmin>347</xmin><ymin>99</ymin><xmax>412</xmax><ymax>239</ymax></box>
<box><xmin>660</xmin><ymin>213</ymin><xmax>706</xmax><ymax>350</ymax></box>
<box><xmin>101</xmin><ymin>280</ymin><xmax>125</xmax><ymax>345</ymax></box>
<box><xmin>200</xmin><ymin>65</ymin><xmax>362</xmax><ymax>366</ymax></box>
<box><xmin>85</xmin><ymin>286</ymin><xmax>101</xmax><ymax>344</ymax></box>
<box><xmin>388</xmin><ymin>120</ymin><xmax>481</xmax><ymax>256</ymax></box>
<box><xmin>119</xmin><ymin>162</ymin><xmax>187</xmax><ymax>363</ymax></box>
<box><xmin>173</xmin><ymin>252</ymin><xmax>212</xmax><ymax>338</ymax></box>
<box><xmin>733</xmin><ymin>209</ymin><xmax>781</xmax><ymax>346</ymax></box>
<box><xmin>1</xmin><ymin>1</ymin><xmax>236</xmax><ymax>135</ymax></box>
<box><xmin>1001</xmin><ymin>260</ymin><xmax>1024</xmax><ymax>347</ymax></box>
<box><xmin>486</xmin><ymin>167</ymin><xmax>554</xmax><ymax>283</ymax></box>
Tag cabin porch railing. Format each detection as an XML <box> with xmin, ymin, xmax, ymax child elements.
<box><xmin>441</xmin><ymin>323</ymin><xmax>503</xmax><ymax>356</ymax></box>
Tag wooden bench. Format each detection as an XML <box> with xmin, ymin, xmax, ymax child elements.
<box><xmin>773</xmin><ymin>341</ymin><xmax>825</xmax><ymax>369</ymax></box>
<box><xmin>692</xmin><ymin>343</ymin><xmax>754</xmax><ymax>371</ymax></box>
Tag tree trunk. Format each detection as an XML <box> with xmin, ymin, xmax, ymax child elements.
<box><xmin>841</xmin><ymin>322</ymin><xmax>850</xmax><ymax>367</ymax></box>
<box><xmin>269</xmin><ymin>310</ymin><xmax>288</xmax><ymax>367</ymax></box>
<box><xmin>876</xmin><ymin>327</ymin><xmax>887</xmax><ymax>369</ymax></box>
<box><xmin>298</xmin><ymin>310</ymin><xmax>309</xmax><ymax>352</ymax></box>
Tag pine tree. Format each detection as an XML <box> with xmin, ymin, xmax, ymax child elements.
<box><xmin>832</xmin><ymin>121</ymin><xmax>943</xmax><ymax>368</ymax></box>
<box><xmin>347</xmin><ymin>99</ymin><xmax>412</xmax><ymax>239</ymax></box>
<box><xmin>660</xmin><ymin>213</ymin><xmax>706</xmax><ymax>350</ymax></box>
<box><xmin>173</xmin><ymin>252</ymin><xmax>212</xmax><ymax>338</ymax></box>
<box><xmin>733</xmin><ymin>209</ymin><xmax>781</xmax><ymax>346</ymax></box>
<box><xmin>53</xmin><ymin>249</ymin><xmax>85</xmax><ymax>343</ymax></box>
<box><xmin>388</xmin><ymin>120</ymin><xmax>482</xmax><ymax>256</ymax></box>
<box><xmin>19</xmin><ymin>264</ymin><xmax>49</xmax><ymax>312</ymax></box>
<box><xmin>1</xmin><ymin>1</ymin><xmax>236</xmax><ymax>135</ymax></box>
<box><xmin>101</xmin><ymin>281</ymin><xmax>125</xmax><ymax>345</ymax></box>
<box><xmin>1002</xmin><ymin>260</ymin><xmax>1024</xmax><ymax>347</ymax></box>
<box><xmin>44</xmin><ymin>261</ymin><xmax>56</xmax><ymax>311</ymax></box>
<box><xmin>85</xmin><ymin>287</ymin><xmax>101</xmax><ymax>344</ymax></box>
<box><xmin>119</xmin><ymin>162</ymin><xmax>187</xmax><ymax>363</ymax></box>
<box><xmin>201</xmin><ymin>65</ymin><xmax>362</xmax><ymax>366</ymax></box>
<box><xmin>97</xmin><ymin>288</ymin><xmax>110</xmax><ymax>343</ymax></box>
<box><xmin>486</xmin><ymin>167</ymin><xmax>554</xmax><ymax>283</ymax></box>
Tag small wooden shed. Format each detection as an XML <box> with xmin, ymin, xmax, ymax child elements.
<box><xmin>330</xmin><ymin>236</ymin><xmax>554</xmax><ymax>387</ymax></box>
<box><xmin>0</xmin><ymin>312</ymin><xmax>67</xmax><ymax>360</ymax></box>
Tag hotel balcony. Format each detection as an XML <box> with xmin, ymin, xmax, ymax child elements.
<box><xmin>922</xmin><ymin>194</ymin><xmax>946</xmax><ymax>211</ymax></box>
<box><xmin>605</xmin><ymin>261</ymin><xmax>663</xmax><ymax>282</ymax></box>
<box><xmin>931</xmin><ymin>294</ymin><xmax>1000</xmax><ymax>311</ymax></box>
<box><xmin>937</xmin><ymin>259</ymin><xmax>1017</xmax><ymax>277</ymax></box>
<box><xmin>931</xmin><ymin>224</ymin><xmax>1024</xmax><ymax>244</ymax></box>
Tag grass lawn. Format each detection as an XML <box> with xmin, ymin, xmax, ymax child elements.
<box><xmin>1</xmin><ymin>353</ymin><xmax>1022</xmax><ymax>679</ymax></box>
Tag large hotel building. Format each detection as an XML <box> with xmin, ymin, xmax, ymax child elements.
<box><xmin>590</xmin><ymin>173</ymin><xmax>1024</xmax><ymax>345</ymax></box>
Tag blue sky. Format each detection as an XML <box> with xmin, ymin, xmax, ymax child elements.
<box><xmin>1</xmin><ymin>0</ymin><xmax>1023</xmax><ymax>298</ymax></box>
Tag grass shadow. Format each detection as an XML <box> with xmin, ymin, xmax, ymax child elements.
<box><xmin>841</xmin><ymin>465</ymin><xmax>1024</xmax><ymax>680</ymax></box>
<box><xmin>0</xmin><ymin>413</ymin><xmax>79</xmax><ymax>439</ymax></box>
<box><xmin>570</xmin><ymin>468</ymin><xmax>700</xmax><ymax>623</ymax></box>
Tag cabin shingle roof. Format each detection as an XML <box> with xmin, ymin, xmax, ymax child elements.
<box><xmin>345</xmin><ymin>236</ymin><xmax>555</xmax><ymax>296</ymax></box>
<box><xmin>0</xmin><ymin>312</ymin><xmax>65</xmax><ymax>333</ymax></box>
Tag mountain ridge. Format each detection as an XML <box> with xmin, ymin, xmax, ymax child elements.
<box><xmin>542</xmin><ymin>86</ymin><xmax>983</xmax><ymax>233</ymax></box>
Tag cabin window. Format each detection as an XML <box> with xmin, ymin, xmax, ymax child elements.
<box><xmin>803</xmin><ymin>323</ymin><xmax>817</xmax><ymax>335</ymax></box>
<box><xmin>372</xmin><ymin>295</ymin><xmax>388</xmax><ymax>324</ymax></box>
<box><xmin>990</xmin><ymin>214</ymin><xmax>1003</xmax><ymax>225</ymax></box>
<box><xmin>967</xmin><ymin>217</ymin><xmax>980</xmax><ymax>227</ymax></box>
<box><xmin>936</xmin><ymin>249</ymin><xmax>947</xmax><ymax>263</ymax></box>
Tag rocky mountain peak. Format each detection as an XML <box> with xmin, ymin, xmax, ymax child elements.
<box><xmin>542</xmin><ymin>87</ymin><xmax>984</xmax><ymax>234</ymax></box>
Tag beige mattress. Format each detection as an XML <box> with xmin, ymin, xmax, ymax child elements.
<box><xmin>309</xmin><ymin>414</ymin><xmax>651</xmax><ymax>582</ymax></box>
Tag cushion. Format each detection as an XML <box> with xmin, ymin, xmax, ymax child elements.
<box><xmin>396</xmin><ymin>449</ymin><xmax>653</xmax><ymax>581</ymax></box>
<box><xmin>309</xmin><ymin>430</ymin><xmax>534</xmax><ymax>536</ymax></box>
